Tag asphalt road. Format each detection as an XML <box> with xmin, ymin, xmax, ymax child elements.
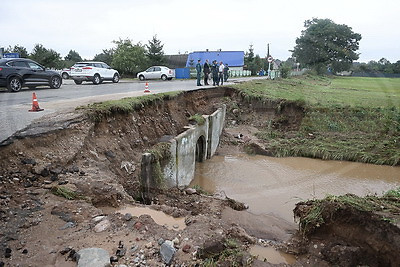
<box><xmin>0</xmin><ymin>77</ymin><xmax>259</xmax><ymax>143</ymax></box>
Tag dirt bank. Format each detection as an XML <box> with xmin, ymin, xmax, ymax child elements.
<box><xmin>0</xmin><ymin>87</ymin><xmax>398</xmax><ymax>266</ymax></box>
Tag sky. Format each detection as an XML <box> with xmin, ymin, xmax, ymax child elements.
<box><xmin>1</xmin><ymin>0</ymin><xmax>399</xmax><ymax>63</ymax></box>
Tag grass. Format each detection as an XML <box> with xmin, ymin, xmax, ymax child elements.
<box><xmin>51</xmin><ymin>186</ymin><xmax>81</xmax><ymax>200</ymax></box>
<box><xmin>80</xmin><ymin>91</ymin><xmax>183</xmax><ymax>122</ymax></box>
<box><xmin>234</xmin><ymin>75</ymin><xmax>400</xmax><ymax>165</ymax></box>
<box><xmin>295</xmin><ymin>188</ymin><xmax>400</xmax><ymax>235</ymax></box>
<box><xmin>189</xmin><ymin>114</ymin><xmax>206</xmax><ymax>125</ymax></box>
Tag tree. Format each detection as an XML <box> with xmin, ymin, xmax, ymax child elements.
<box><xmin>145</xmin><ymin>35</ymin><xmax>166</xmax><ymax>66</ymax></box>
<box><xmin>111</xmin><ymin>38</ymin><xmax>148</xmax><ymax>76</ymax></box>
<box><xmin>244</xmin><ymin>44</ymin><xmax>254</xmax><ymax>66</ymax></box>
<box><xmin>64</xmin><ymin>50</ymin><xmax>82</xmax><ymax>62</ymax></box>
<box><xmin>292</xmin><ymin>18</ymin><xmax>362</xmax><ymax>74</ymax></box>
<box><xmin>93</xmin><ymin>49</ymin><xmax>114</xmax><ymax>66</ymax></box>
<box><xmin>29</xmin><ymin>44</ymin><xmax>62</xmax><ymax>68</ymax></box>
<box><xmin>5</xmin><ymin>45</ymin><xmax>29</xmax><ymax>58</ymax></box>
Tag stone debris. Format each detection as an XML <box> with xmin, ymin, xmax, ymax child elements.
<box><xmin>160</xmin><ymin>240</ymin><xmax>176</xmax><ymax>265</ymax></box>
<box><xmin>94</xmin><ymin>219</ymin><xmax>111</xmax><ymax>233</ymax></box>
<box><xmin>76</xmin><ymin>248</ymin><xmax>110</xmax><ymax>267</ymax></box>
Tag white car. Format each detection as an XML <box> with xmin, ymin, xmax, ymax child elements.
<box><xmin>70</xmin><ymin>61</ymin><xmax>120</xmax><ymax>85</ymax></box>
<box><xmin>137</xmin><ymin>66</ymin><xmax>174</xmax><ymax>81</ymax></box>
<box><xmin>60</xmin><ymin>68</ymin><xmax>71</xmax><ymax>79</ymax></box>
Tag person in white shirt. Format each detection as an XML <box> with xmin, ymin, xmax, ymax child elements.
<box><xmin>218</xmin><ymin>61</ymin><xmax>225</xmax><ymax>85</ymax></box>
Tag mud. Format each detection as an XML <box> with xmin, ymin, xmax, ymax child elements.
<box><xmin>0</xmin><ymin>87</ymin><xmax>399</xmax><ymax>266</ymax></box>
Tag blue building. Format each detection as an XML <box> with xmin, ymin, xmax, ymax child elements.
<box><xmin>186</xmin><ymin>51</ymin><xmax>244</xmax><ymax>69</ymax></box>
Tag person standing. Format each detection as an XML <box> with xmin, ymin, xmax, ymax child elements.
<box><xmin>203</xmin><ymin>59</ymin><xmax>210</xmax><ymax>85</ymax></box>
<box><xmin>195</xmin><ymin>59</ymin><xmax>202</xmax><ymax>86</ymax></box>
<box><xmin>223</xmin><ymin>63</ymin><xmax>229</xmax><ymax>82</ymax></box>
<box><xmin>218</xmin><ymin>61</ymin><xmax>225</xmax><ymax>85</ymax></box>
<box><xmin>211</xmin><ymin>60</ymin><xmax>219</xmax><ymax>86</ymax></box>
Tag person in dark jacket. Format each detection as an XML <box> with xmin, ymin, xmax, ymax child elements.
<box><xmin>195</xmin><ymin>59</ymin><xmax>202</xmax><ymax>86</ymax></box>
<box><xmin>211</xmin><ymin>60</ymin><xmax>219</xmax><ymax>86</ymax></box>
<box><xmin>223</xmin><ymin>63</ymin><xmax>229</xmax><ymax>82</ymax></box>
<box><xmin>203</xmin><ymin>59</ymin><xmax>210</xmax><ymax>85</ymax></box>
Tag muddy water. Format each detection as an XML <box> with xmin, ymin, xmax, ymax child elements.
<box><xmin>249</xmin><ymin>245</ymin><xmax>296</xmax><ymax>264</ymax></box>
<box><xmin>117</xmin><ymin>206</ymin><xmax>186</xmax><ymax>231</ymax></box>
<box><xmin>191</xmin><ymin>154</ymin><xmax>400</xmax><ymax>223</ymax></box>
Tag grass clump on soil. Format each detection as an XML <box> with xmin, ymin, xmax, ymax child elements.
<box><xmin>234</xmin><ymin>76</ymin><xmax>400</xmax><ymax>165</ymax></box>
<box><xmin>51</xmin><ymin>186</ymin><xmax>81</xmax><ymax>200</ymax></box>
<box><xmin>189</xmin><ymin>113</ymin><xmax>206</xmax><ymax>125</ymax></box>
<box><xmin>294</xmin><ymin>189</ymin><xmax>400</xmax><ymax>236</ymax></box>
<box><xmin>81</xmin><ymin>91</ymin><xmax>183</xmax><ymax>122</ymax></box>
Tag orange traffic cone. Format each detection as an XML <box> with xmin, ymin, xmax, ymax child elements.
<box><xmin>29</xmin><ymin>92</ymin><xmax>44</xmax><ymax>112</ymax></box>
<box><xmin>144</xmin><ymin>82</ymin><xmax>150</xmax><ymax>93</ymax></box>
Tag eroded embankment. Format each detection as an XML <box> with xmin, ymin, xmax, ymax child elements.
<box><xmin>0</xmin><ymin>87</ymin><xmax>398</xmax><ymax>266</ymax></box>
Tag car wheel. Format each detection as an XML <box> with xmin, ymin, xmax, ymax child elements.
<box><xmin>50</xmin><ymin>76</ymin><xmax>62</xmax><ymax>89</ymax></box>
<box><xmin>161</xmin><ymin>74</ymin><xmax>167</xmax><ymax>81</ymax></box>
<box><xmin>139</xmin><ymin>75</ymin><xmax>145</xmax><ymax>81</ymax></box>
<box><xmin>62</xmin><ymin>72</ymin><xmax>69</xmax><ymax>79</ymax></box>
<box><xmin>167</xmin><ymin>77</ymin><xmax>173</xmax><ymax>81</ymax></box>
<box><xmin>93</xmin><ymin>74</ymin><xmax>101</xmax><ymax>85</ymax></box>
<box><xmin>7</xmin><ymin>77</ymin><xmax>22</xmax><ymax>92</ymax></box>
<box><xmin>74</xmin><ymin>80</ymin><xmax>83</xmax><ymax>85</ymax></box>
<box><xmin>113</xmin><ymin>73</ymin><xmax>120</xmax><ymax>83</ymax></box>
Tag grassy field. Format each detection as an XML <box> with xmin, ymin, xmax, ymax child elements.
<box><xmin>233</xmin><ymin>75</ymin><xmax>400</xmax><ymax>165</ymax></box>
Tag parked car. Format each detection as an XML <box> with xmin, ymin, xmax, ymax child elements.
<box><xmin>60</xmin><ymin>68</ymin><xmax>71</xmax><ymax>79</ymax></box>
<box><xmin>0</xmin><ymin>58</ymin><xmax>62</xmax><ymax>92</ymax></box>
<box><xmin>70</xmin><ymin>61</ymin><xmax>120</xmax><ymax>85</ymax></box>
<box><xmin>137</xmin><ymin>66</ymin><xmax>174</xmax><ymax>81</ymax></box>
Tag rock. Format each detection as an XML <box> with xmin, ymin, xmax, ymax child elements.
<box><xmin>76</xmin><ymin>248</ymin><xmax>110</xmax><ymax>267</ymax></box>
<box><xmin>158</xmin><ymin>238</ymin><xmax>165</xmax><ymax>245</ymax></box>
<box><xmin>60</xmin><ymin>247</ymin><xmax>73</xmax><ymax>255</ymax></box>
<box><xmin>232</xmin><ymin>109</ymin><xmax>239</xmax><ymax>114</ymax></box>
<box><xmin>22</xmin><ymin>249</ymin><xmax>28</xmax><ymax>254</ymax></box>
<box><xmin>50</xmin><ymin>167</ymin><xmax>63</xmax><ymax>175</ymax></box>
<box><xmin>172</xmin><ymin>237</ymin><xmax>180</xmax><ymax>245</ymax></box>
<box><xmin>110</xmin><ymin>255</ymin><xmax>119</xmax><ymax>263</ymax></box>
<box><xmin>160</xmin><ymin>241</ymin><xmax>176</xmax><ymax>265</ymax></box>
<box><xmin>185</xmin><ymin>188</ymin><xmax>197</xmax><ymax>195</ymax></box>
<box><xmin>0</xmin><ymin>261</ymin><xmax>4</xmax><ymax>267</ymax></box>
<box><xmin>105</xmin><ymin>150</ymin><xmax>116</xmax><ymax>159</ymax></box>
<box><xmin>67</xmin><ymin>165</ymin><xmax>80</xmax><ymax>173</ymax></box>
<box><xmin>198</xmin><ymin>236</ymin><xmax>226</xmax><ymax>259</ymax></box>
<box><xmin>94</xmin><ymin>219</ymin><xmax>111</xmax><ymax>233</ymax></box>
<box><xmin>182</xmin><ymin>244</ymin><xmax>191</xmax><ymax>253</ymax></box>
<box><xmin>134</xmin><ymin>222</ymin><xmax>142</xmax><ymax>230</ymax></box>
<box><xmin>116</xmin><ymin>248</ymin><xmax>126</xmax><ymax>257</ymax></box>
<box><xmin>4</xmin><ymin>248</ymin><xmax>12</xmax><ymax>258</ymax></box>
<box><xmin>145</xmin><ymin>242</ymin><xmax>153</xmax><ymax>249</ymax></box>
<box><xmin>60</xmin><ymin>222</ymin><xmax>76</xmax><ymax>230</ymax></box>
<box><xmin>92</xmin><ymin>215</ymin><xmax>106</xmax><ymax>223</ymax></box>
<box><xmin>123</xmin><ymin>213</ymin><xmax>133</xmax><ymax>221</ymax></box>
<box><xmin>21</xmin><ymin>158</ymin><xmax>36</xmax><ymax>165</ymax></box>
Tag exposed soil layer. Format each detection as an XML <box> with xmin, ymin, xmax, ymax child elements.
<box><xmin>0</xmin><ymin>87</ymin><xmax>398</xmax><ymax>266</ymax></box>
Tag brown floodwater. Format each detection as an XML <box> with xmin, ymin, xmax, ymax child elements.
<box><xmin>191</xmin><ymin>154</ymin><xmax>400</xmax><ymax>223</ymax></box>
<box><xmin>249</xmin><ymin>245</ymin><xmax>296</xmax><ymax>264</ymax></box>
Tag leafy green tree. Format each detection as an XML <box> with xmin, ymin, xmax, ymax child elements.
<box><xmin>244</xmin><ymin>44</ymin><xmax>254</xmax><ymax>67</ymax></box>
<box><xmin>5</xmin><ymin>45</ymin><xmax>29</xmax><ymax>58</ymax></box>
<box><xmin>93</xmin><ymin>49</ymin><xmax>114</xmax><ymax>66</ymax></box>
<box><xmin>64</xmin><ymin>50</ymin><xmax>82</xmax><ymax>62</ymax></box>
<box><xmin>145</xmin><ymin>35</ymin><xmax>166</xmax><ymax>66</ymax></box>
<box><xmin>111</xmin><ymin>38</ymin><xmax>148</xmax><ymax>76</ymax></box>
<box><xmin>29</xmin><ymin>44</ymin><xmax>62</xmax><ymax>68</ymax></box>
<box><xmin>292</xmin><ymin>18</ymin><xmax>362</xmax><ymax>74</ymax></box>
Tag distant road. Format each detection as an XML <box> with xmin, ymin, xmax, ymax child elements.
<box><xmin>0</xmin><ymin>77</ymin><xmax>262</xmax><ymax>143</ymax></box>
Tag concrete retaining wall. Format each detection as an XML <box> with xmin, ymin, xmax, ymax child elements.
<box><xmin>141</xmin><ymin>105</ymin><xmax>226</xmax><ymax>200</ymax></box>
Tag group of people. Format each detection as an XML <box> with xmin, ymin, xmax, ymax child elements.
<box><xmin>195</xmin><ymin>59</ymin><xmax>229</xmax><ymax>86</ymax></box>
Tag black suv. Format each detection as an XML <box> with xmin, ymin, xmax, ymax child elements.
<box><xmin>0</xmin><ymin>58</ymin><xmax>62</xmax><ymax>92</ymax></box>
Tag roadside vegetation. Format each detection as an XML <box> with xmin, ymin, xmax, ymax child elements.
<box><xmin>233</xmin><ymin>75</ymin><xmax>400</xmax><ymax>165</ymax></box>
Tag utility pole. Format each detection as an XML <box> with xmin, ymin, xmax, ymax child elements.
<box><xmin>267</xmin><ymin>43</ymin><xmax>272</xmax><ymax>79</ymax></box>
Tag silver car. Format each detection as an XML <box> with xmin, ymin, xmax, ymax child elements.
<box><xmin>137</xmin><ymin>66</ymin><xmax>174</xmax><ymax>81</ymax></box>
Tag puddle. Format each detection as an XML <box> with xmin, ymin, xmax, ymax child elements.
<box><xmin>249</xmin><ymin>245</ymin><xmax>296</xmax><ymax>264</ymax></box>
<box><xmin>192</xmin><ymin>154</ymin><xmax>400</xmax><ymax>222</ymax></box>
<box><xmin>116</xmin><ymin>206</ymin><xmax>186</xmax><ymax>231</ymax></box>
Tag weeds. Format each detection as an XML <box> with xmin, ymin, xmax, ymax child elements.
<box><xmin>189</xmin><ymin>114</ymin><xmax>206</xmax><ymax>125</ymax></box>
<box><xmin>51</xmin><ymin>186</ymin><xmax>81</xmax><ymax>200</ymax></box>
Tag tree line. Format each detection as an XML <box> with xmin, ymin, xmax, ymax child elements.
<box><xmin>4</xmin><ymin>35</ymin><xmax>166</xmax><ymax>77</ymax></box>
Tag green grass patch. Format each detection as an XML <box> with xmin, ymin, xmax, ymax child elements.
<box><xmin>51</xmin><ymin>186</ymin><xmax>81</xmax><ymax>200</ymax></box>
<box><xmin>234</xmin><ymin>76</ymin><xmax>400</xmax><ymax>165</ymax></box>
<box><xmin>189</xmin><ymin>113</ymin><xmax>206</xmax><ymax>125</ymax></box>
<box><xmin>146</xmin><ymin>142</ymin><xmax>172</xmax><ymax>188</ymax></box>
<box><xmin>80</xmin><ymin>91</ymin><xmax>183</xmax><ymax>122</ymax></box>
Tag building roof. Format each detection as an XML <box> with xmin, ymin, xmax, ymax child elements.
<box><xmin>186</xmin><ymin>51</ymin><xmax>244</xmax><ymax>67</ymax></box>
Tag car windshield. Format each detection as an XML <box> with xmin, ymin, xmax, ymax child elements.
<box><xmin>74</xmin><ymin>63</ymin><xmax>89</xmax><ymax>67</ymax></box>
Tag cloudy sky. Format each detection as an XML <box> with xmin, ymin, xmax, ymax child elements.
<box><xmin>1</xmin><ymin>0</ymin><xmax>399</xmax><ymax>63</ymax></box>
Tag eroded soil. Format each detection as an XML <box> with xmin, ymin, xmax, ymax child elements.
<box><xmin>0</xmin><ymin>87</ymin><xmax>398</xmax><ymax>266</ymax></box>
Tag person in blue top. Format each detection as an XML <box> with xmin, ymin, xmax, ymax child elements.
<box><xmin>195</xmin><ymin>59</ymin><xmax>202</xmax><ymax>86</ymax></box>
